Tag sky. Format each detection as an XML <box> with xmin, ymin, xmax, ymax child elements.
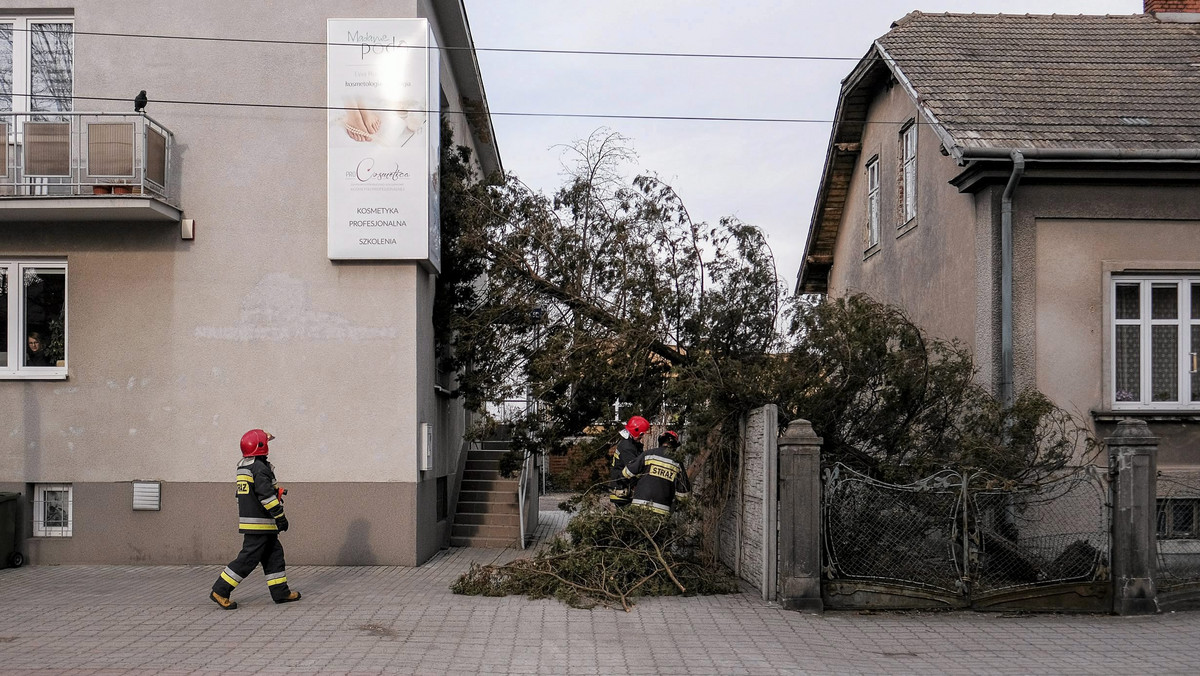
<box><xmin>461</xmin><ymin>0</ymin><xmax>1141</xmax><ymax>288</ymax></box>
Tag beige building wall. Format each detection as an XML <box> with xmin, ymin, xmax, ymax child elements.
<box><xmin>1023</xmin><ymin>184</ymin><xmax>1200</xmax><ymax>467</ymax></box>
<box><xmin>0</xmin><ymin>1</ymin><xmax>491</xmax><ymax>565</ymax></box>
<box><xmin>826</xmin><ymin>83</ymin><xmax>979</xmax><ymax>352</ymax></box>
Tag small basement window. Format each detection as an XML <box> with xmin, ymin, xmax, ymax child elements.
<box><xmin>33</xmin><ymin>483</ymin><xmax>73</xmax><ymax>537</ymax></box>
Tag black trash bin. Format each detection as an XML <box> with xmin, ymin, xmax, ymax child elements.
<box><xmin>0</xmin><ymin>492</ymin><xmax>23</xmax><ymax>568</ymax></box>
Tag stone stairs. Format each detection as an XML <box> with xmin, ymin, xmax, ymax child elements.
<box><xmin>450</xmin><ymin>439</ymin><xmax>523</xmax><ymax>548</ymax></box>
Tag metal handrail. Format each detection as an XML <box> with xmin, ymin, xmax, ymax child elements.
<box><xmin>518</xmin><ymin>450</ymin><xmax>531</xmax><ymax>548</ymax></box>
<box><xmin>0</xmin><ymin>111</ymin><xmax>176</xmax><ymax>205</ymax></box>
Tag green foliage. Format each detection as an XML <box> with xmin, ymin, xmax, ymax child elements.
<box><xmin>451</xmin><ymin>493</ymin><xmax>738</xmax><ymax>610</ymax></box>
<box><xmin>440</xmin><ymin>128</ymin><xmax>785</xmax><ymax>490</ymax></box>
<box><xmin>434</xmin><ymin>126</ymin><xmax>1099</xmax><ymax>599</ymax></box>
<box><xmin>782</xmin><ymin>294</ymin><xmax>1098</xmax><ymax>484</ymax></box>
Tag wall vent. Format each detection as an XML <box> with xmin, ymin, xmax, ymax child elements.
<box><xmin>132</xmin><ymin>481</ymin><xmax>161</xmax><ymax>511</ymax></box>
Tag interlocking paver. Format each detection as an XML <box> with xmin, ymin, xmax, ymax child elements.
<box><xmin>2</xmin><ymin>502</ymin><xmax>1200</xmax><ymax>674</ymax></box>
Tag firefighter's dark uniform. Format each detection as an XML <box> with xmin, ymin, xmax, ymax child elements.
<box><xmin>609</xmin><ymin>433</ymin><xmax>643</xmax><ymax>507</ymax></box>
<box><xmin>622</xmin><ymin>448</ymin><xmax>691</xmax><ymax>514</ymax></box>
<box><xmin>210</xmin><ymin>456</ymin><xmax>295</xmax><ymax>602</ymax></box>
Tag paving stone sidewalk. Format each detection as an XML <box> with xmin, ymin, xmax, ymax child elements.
<box><xmin>0</xmin><ymin>499</ymin><xmax>1197</xmax><ymax>675</ymax></box>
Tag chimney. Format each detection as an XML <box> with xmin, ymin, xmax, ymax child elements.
<box><xmin>1145</xmin><ymin>1</ymin><xmax>1200</xmax><ymax>21</ymax></box>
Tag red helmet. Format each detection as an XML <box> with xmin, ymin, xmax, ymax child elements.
<box><xmin>625</xmin><ymin>416</ymin><xmax>650</xmax><ymax>440</ymax></box>
<box><xmin>659</xmin><ymin>430</ymin><xmax>679</xmax><ymax>447</ymax></box>
<box><xmin>240</xmin><ymin>429</ymin><xmax>274</xmax><ymax>457</ymax></box>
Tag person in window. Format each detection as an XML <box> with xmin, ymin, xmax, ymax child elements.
<box><xmin>25</xmin><ymin>331</ymin><xmax>53</xmax><ymax>366</ymax></box>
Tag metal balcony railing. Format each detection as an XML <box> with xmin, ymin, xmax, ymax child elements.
<box><xmin>0</xmin><ymin>112</ymin><xmax>176</xmax><ymax>205</ymax></box>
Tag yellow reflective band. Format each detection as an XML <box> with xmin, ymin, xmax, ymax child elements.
<box><xmin>262</xmin><ymin>498</ymin><xmax>280</xmax><ymax>510</ymax></box>
<box><xmin>266</xmin><ymin>576</ymin><xmax>288</xmax><ymax>586</ymax></box>
<box><xmin>240</xmin><ymin>523</ymin><xmax>279</xmax><ymax>530</ymax></box>
<box><xmin>220</xmin><ymin>572</ymin><xmax>240</xmax><ymax>588</ymax></box>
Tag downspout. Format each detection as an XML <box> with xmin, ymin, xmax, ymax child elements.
<box><xmin>1000</xmin><ymin>150</ymin><xmax>1024</xmax><ymax>409</ymax></box>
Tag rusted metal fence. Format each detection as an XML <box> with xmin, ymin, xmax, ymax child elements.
<box><xmin>822</xmin><ymin>463</ymin><xmax>1110</xmax><ymax>610</ymax></box>
<box><xmin>1156</xmin><ymin>473</ymin><xmax>1200</xmax><ymax>596</ymax></box>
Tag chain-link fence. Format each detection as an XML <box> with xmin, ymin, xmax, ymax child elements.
<box><xmin>823</xmin><ymin>464</ymin><xmax>1109</xmax><ymax>602</ymax></box>
<box><xmin>823</xmin><ymin>466</ymin><xmax>963</xmax><ymax>593</ymax></box>
<box><xmin>1156</xmin><ymin>472</ymin><xmax>1200</xmax><ymax>591</ymax></box>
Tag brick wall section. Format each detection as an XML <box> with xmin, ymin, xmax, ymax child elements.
<box><xmin>718</xmin><ymin>406</ymin><xmax>772</xmax><ymax>591</ymax></box>
<box><xmin>1145</xmin><ymin>1</ymin><xmax>1200</xmax><ymax>13</ymax></box>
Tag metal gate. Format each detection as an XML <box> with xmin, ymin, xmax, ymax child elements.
<box><xmin>822</xmin><ymin>463</ymin><xmax>1111</xmax><ymax>611</ymax></box>
<box><xmin>1156</xmin><ymin>473</ymin><xmax>1200</xmax><ymax>608</ymax></box>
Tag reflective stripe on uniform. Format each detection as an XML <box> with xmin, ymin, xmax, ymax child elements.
<box><xmin>632</xmin><ymin>498</ymin><xmax>671</xmax><ymax>514</ymax></box>
<box><xmin>261</xmin><ymin>497</ymin><xmax>280</xmax><ymax>510</ymax></box>
<box><xmin>239</xmin><ymin>517</ymin><xmax>279</xmax><ymax>531</ymax></box>
<box><xmin>266</xmin><ymin>572</ymin><xmax>288</xmax><ymax>586</ymax></box>
<box><xmin>220</xmin><ymin>566</ymin><xmax>244</xmax><ymax>587</ymax></box>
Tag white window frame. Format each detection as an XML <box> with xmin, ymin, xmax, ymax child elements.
<box><xmin>33</xmin><ymin>483</ymin><xmax>72</xmax><ymax>537</ymax></box>
<box><xmin>1110</xmin><ymin>275</ymin><xmax>1199</xmax><ymax>410</ymax></box>
<box><xmin>866</xmin><ymin>157</ymin><xmax>880</xmax><ymax>249</ymax></box>
<box><xmin>0</xmin><ymin>259</ymin><xmax>68</xmax><ymax>379</ymax></box>
<box><xmin>900</xmin><ymin>123</ymin><xmax>917</xmax><ymax>223</ymax></box>
<box><xmin>0</xmin><ymin>16</ymin><xmax>75</xmax><ymax>114</ymax></box>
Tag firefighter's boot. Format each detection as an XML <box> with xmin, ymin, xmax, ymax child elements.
<box><xmin>275</xmin><ymin>591</ymin><xmax>302</xmax><ymax>604</ymax></box>
<box><xmin>209</xmin><ymin>591</ymin><xmax>238</xmax><ymax>610</ymax></box>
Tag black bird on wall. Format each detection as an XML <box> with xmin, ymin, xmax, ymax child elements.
<box><xmin>134</xmin><ymin>90</ymin><xmax>147</xmax><ymax>113</ymax></box>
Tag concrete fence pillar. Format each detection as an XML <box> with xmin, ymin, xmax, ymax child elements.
<box><xmin>1107</xmin><ymin>418</ymin><xmax>1159</xmax><ymax>615</ymax></box>
<box><xmin>777</xmin><ymin>418</ymin><xmax>823</xmax><ymax>612</ymax></box>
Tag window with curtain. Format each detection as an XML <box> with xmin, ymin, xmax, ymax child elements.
<box><xmin>1112</xmin><ymin>276</ymin><xmax>1200</xmax><ymax>409</ymax></box>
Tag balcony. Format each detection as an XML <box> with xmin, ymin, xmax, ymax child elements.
<box><xmin>0</xmin><ymin>112</ymin><xmax>180</xmax><ymax>223</ymax></box>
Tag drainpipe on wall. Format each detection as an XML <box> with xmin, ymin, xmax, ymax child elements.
<box><xmin>1000</xmin><ymin>150</ymin><xmax>1024</xmax><ymax>409</ymax></box>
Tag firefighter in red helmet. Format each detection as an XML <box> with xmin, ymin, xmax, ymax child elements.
<box><xmin>209</xmin><ymin>429</ymin><xmax>301</xmax><ymax>609</ymax></box>
<box><xmin>609</xmin><ymin>415</ymin><xmax>650</xmax><ymax>507</ymax></box>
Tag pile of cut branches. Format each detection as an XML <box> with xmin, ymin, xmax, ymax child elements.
<box><xmin>451</xmin><ymin>493</ymin><xmax>738</xmax><ymax>610</ymax></box>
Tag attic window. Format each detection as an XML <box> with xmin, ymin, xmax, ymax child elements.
<box><xmin>1119</xmin><ymin>117</ymin><xmax>1151</xmax><ymax>126</ymax></box>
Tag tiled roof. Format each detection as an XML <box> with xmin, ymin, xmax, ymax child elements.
<box><xmin>877</xmin><ymin>12</ymin><xmax>1200</xmax><ymax>151</ymax></box>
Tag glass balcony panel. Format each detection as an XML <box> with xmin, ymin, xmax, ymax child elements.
<box><xmin>23</xmin><ymin>121</ymin><xmax>70</xmax><ymax>176</ymax></box>
<box><xmin>87</xmin><ymin>122</ymin><xmax>134</xmax><ymax>177</ymax></box>
<box><xmin>147</xmin><ymin>127</ymin><xmax>166</xmax><ymax>187</ymax></box>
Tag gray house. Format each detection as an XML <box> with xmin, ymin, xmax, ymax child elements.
<box><xmin>798</xmin><ymin>2</ymin><xmax>1200</xmax><ymax>487</ymax></box>
<box><xmin>0</xmin><ymin>0</ymin><xmax>503</xmax><ymax>566</ymax></box>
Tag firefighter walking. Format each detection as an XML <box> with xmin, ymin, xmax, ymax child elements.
<box><xmin>209</xmin><ymin>429</ymin><xmax>301</xmax><ymax>609</ymax></box>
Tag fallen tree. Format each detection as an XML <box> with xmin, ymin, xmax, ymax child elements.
<box><xmin>451</xmin><ymin>493</ymin><xmax>738</xmax><ymax>611</ymax></box>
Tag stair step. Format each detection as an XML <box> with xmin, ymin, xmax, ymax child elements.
<box><xmin>463</xmin><ymin>468</ymin><xmax>514</xmax><ymax>481</ymax></box>
<box><xmin>455</xmin><ymin>512</ymin><xmax>520</xmax><ymax>526</ymax></box>
<box><xmin>458</xmin><ymin>490</ymin><xmax>519</xmax><ymax>505</ymax></box>
<box><xmin>451</xmin><ymin>523</ymin><xmax>521</xmax><ymax>539</ymax></box>
<box><xmin>456</xmin><ymin>500</ymin><xmax>519</xmax><ymax>515</ymax></box>
<box><xmin>450</xmin><ymin>536</ymin><xmax>521</xmax><ymax>548</ymax></box>
<box><xmin>461</xmin><ymin>478</ymin><xmax>519</xmax><ymax>492</ymax></box>
<box><xmin>465</xmin><ymin>459</ymin><xmax>500</xmax><ymax>471</ymax></box>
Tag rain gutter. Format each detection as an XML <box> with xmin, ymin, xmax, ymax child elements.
<box><xmin>999</xmin><ymin>151</ymin><xmax>1024</xmax><ymax>409</ymax></box>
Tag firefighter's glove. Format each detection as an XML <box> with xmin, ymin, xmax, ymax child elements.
<box><xmin>276</xmin><ymin>515</ymin><xmax>289</xmax><ymax>532</ymax></box>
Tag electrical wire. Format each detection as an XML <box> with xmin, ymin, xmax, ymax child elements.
<box><xmin>3</xmin><ymin>24</ymin><xmax>1199</xmax><ymax>66</ymax></box>
<box><xmin>33</xmin><ymin>93</ymin><xmax>1200</xmax><ymax>131</ymax></box>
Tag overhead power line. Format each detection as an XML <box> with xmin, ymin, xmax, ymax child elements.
<box><xmin>36</xmin><ymin>93</ymin><xmax>1200</xmax><ymax>130</ymax></box>
<box><xmin>9</xmin><ymin>24</ymin><xmax>1200</xmax><ymax>66</ymax></box>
